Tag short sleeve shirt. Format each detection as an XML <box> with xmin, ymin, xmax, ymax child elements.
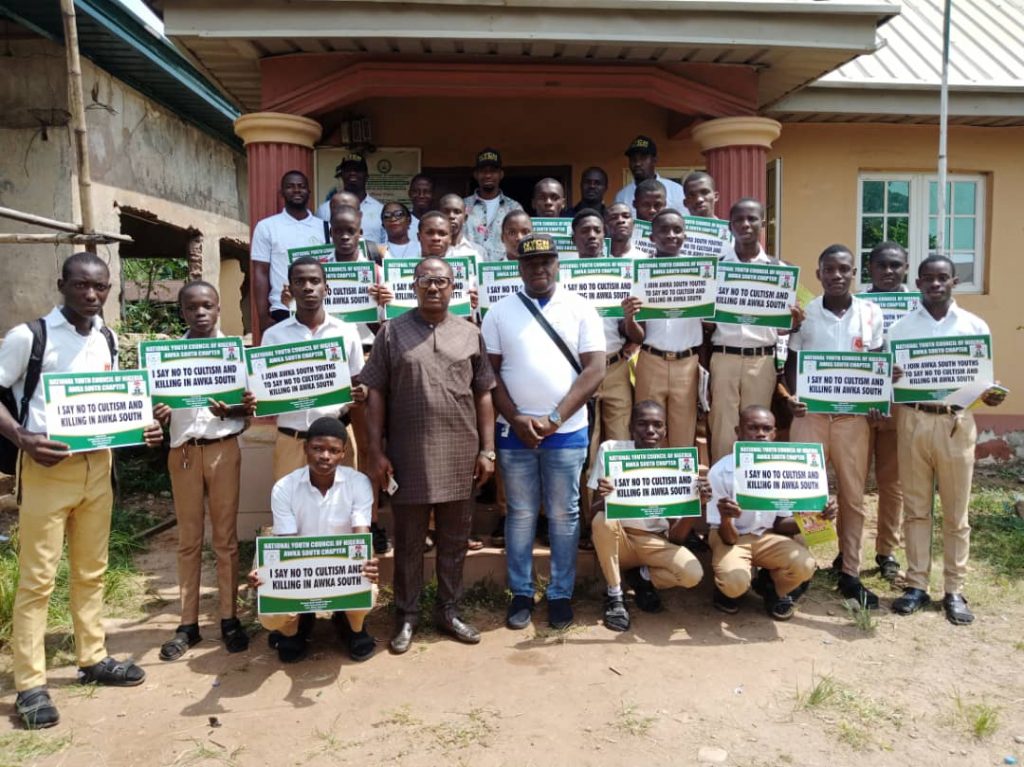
<box><xmin>613</xmin><ymin>174</ymin><xmax>685</xmax><ymax>215</ymax></box>
<box><xmin>588</xmin><ymin>440</ymin><xmax>669</xmax><ymax>534</ymax></box>
<box><xmin>706</xmin><ymin>453</ymin><xmax>789</xmax><ymax>536</ymax></box>
<box><xmin>168</xmin><ymin>331</ymin><xmax>246</xmax><ymax>447</ymax></box>
<box><xmin>711</xmin><ymin>247</ymin><xmax>780</xmax><ymax>348</ymax></box>
<box><xmin>251</xmin><ymin>210</ymin><xmax>326</xmax><ymax>313</ymax></box>
<box><xmin>887</xmin><ymin>300</ymin><xmax>990</xmax><ymax>345</ymax></box>
<box><xmin>271</xmin><ymin>465</ymin><xmax>373</xmax><ymax>535</ymax></box>
<box><xmin>788</xmin><ymin>295</ymin><xmax>884</xmax><ymax>353</ymax></box>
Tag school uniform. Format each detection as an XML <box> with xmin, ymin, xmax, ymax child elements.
<box><xmin>167</xmin><ymin>333</ymin><xmax>246</xmax><ymax>627</ymax></box>
<box><xmin>788</xmin><ymin>295</ymin><xmax>884</xmax><ymax>578</ymax></box>
<box><xmin>0</xmin><ymin>307</ymin><xmax>117</xmax><ymax>691</ymax></box>
<box><xmin>888</xmin><ymin>301</ymin><xmax>990</xmax><ymax>594</ymax></box>
<box><xmin>260</xmin><ymin>315</ymin><xmax>364</xmax><ymax>480</ymax></box>
<box><xmin>708</xmin><ymin>246</ymin><xmax>780</xmax><ymax>463</ymax></box>
<box><xmin>635</xmin><ymin>312</ymin><xmax>703</xmax><ymax>448</ymax></box>
<box><xmin>613</xmin><ymin>174</ymin><xmax>685</xmax><ymax>215</ymax></box>
<box><xmin>316</xmin><ymin>193</ymin><xmax>385</xmax><ymax>244</ymax></box>
<box><xmin>706</xmin><ymin>453</ymin><xmax>816</xmax><ymax>597</ymax></box>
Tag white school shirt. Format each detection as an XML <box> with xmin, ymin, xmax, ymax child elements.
<box><xmin>0</xmin><ymin>306</ymin><xmax>116</xmax><ymax>434</ymax></box>
<box><xmin>167</xmin><ymin>331</ymin><xmax>246</xmax><ymax>447</ymax></box>
<box><xmin>316</xmin><ymin>194</ymin><xmax>385</xmax><ymax>244</ymax></box>
<box><xmin>588</xmin><ymin>440</ymin><xmax>669</xmax><ymax>534</ymax></box>
<box><xmin>613</xmin><ymin>173</ymin><xmax>685</xmax><ymax>214</ymax></box>
<box><xmin>887</xmin><ymin>300</ymin><xmax>990</xmax><ymax>345</ymax></box>
<box><xmin>711</xmin><ymin>246</ymin><xmax>780</xmax><ymax>348</ymax></box>
<box><xmin>706</xmin><ymin>453</ymin><xmax>789</xmax><ymax>536</ymax></box>
<box><xmin>449</xmin><ymin>237</ymin><xmax>486</xmax><ymax>262</ymax></box>
<box><xmin>260</xmin><ymin>314</ymin><xmax>364</xmax><ymax>430</ymax></box>
<box><xmin>481</xmin><ymin>285</ymin><xmax>605</xmax><ymax>434</ymax></box>
<box><xmin>271</xmin><ymin>465</ymin><xmax>373</xmax><ymax>536</ymax></box>
<box><xmin>787</xmin><ymin>295</ymin><xmax>884</xmax><ymax>353</ymax></box>
<box><xmin>251</xmin><ymin>209</ymin><xmax>326</xmax><ymax>313</ymax></box>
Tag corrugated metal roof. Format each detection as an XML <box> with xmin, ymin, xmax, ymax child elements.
<box><xmin>818</xmin><ymin>0</ymin><xmax>1024</xmax><ymax>90</ymax></box>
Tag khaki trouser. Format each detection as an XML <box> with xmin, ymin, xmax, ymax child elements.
<box><xmin>273</xmin><ymin>423</ymin><xmax>357</xmax><ymax>481</ymax></box>
<box><xmin>14</xmin><ymin>451</ymin><xmax>113</xmax><ymax>691</ymax></box>
<box><xmin>709</xmin><ymin>352</ymin><xmax>777</xmax><ymax>464</ymax></box>
<box><xmin>869</xmin><ymin>412</ymin><xmax>903</xmax><ymax>557</ymax></box>
<box><xmin>709</xmin><ymin>529</ymin><xmax>816</xmax><ymax>598</ymax></box>
<box><xmin>896</xmin><ymin>407</ymin><xmax>975</xmax><ymax>593</ymax></box>
<box><xmin>260</xmin><ymin>591</ymin><xmax>375</xmax><ymax>636</ymax></box>
<box><xmin>168</xmin><ymin>437</ymin><xmax>242</xmax><ymax>624</ymax></box>
<box><xmin>791</xmin><ymin>413</ymin><xmax>870</xmax><ymax>577</ymax></box>
<box><xmin>591</xmin><ymin>512</ymin><xmax>702</xmax><ymax>590</ymax></box>
<box><xmin>598</xmin><ymin>356</ymin><xmax>633</xmax><ymax>443</ymax></box>
<box><xmin>634</xmin><ymin>350</ymin><xmax>698</xmax><ymax>448</ymax></box>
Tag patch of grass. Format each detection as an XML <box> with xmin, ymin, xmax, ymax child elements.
<box><xmin>116</xmin><ymin>447</ymin><xmax>171</xmax><ymax>496</ymax></box>
<box><xmin>374</xmin><ymin>704</ymin><xmax>422</xmax><ymax>729</ymax></box>
<box><xmin>0</xmin><ymin>731</ymin><xmax>73</xmax><ymax>766</ymax></box>
<box><xmin>307</xmin><ymin>716</ymin><xmax>364</xmax><ymax>757</ymax></box>
<box><xmin>951</xmin><ymin>689</ymin><xmax>1000</xmax><ymax>740</ymax></box>
<box><xmin>842</xmin><ymin>597</ymin><xmax>879</xmax><ymax>634</ymax></box>
<box><xmin>614</xmin><ymin>701</ymin><xmax>656</xmax><ymax>737</ymax></box>
<box><xmin>1013</xmin><ymin>640</ymin><xmax>1024</xmax><ymax>652</ymax></box>
<box><xmin>173</xmin><ymin>738</ymin><xmax>245</xmax><ymax>766</ymax></box>
<box><xmin>461</xmin><ymin>577</ymin><xmax>510</xmax><ymax>611</ymax></box>
<box><xmin>427</xmin><ymin>708</ymin><xmax>497</xmax><ymax>751</ymax></box>
<box><xmin>796</xmin><ymin>673</ymin><xmax>902</xmax><ymax>751</ymax></box>
<box><xmin>966</xmin><ymin>489</ymin><xmax>1024</xmax><ymax>579</ymax></box>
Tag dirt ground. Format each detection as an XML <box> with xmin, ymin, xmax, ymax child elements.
<box><xmin>2</xmin><ymin>484</ymin><xmax>1023</xmax><ymax>767</ymax></box>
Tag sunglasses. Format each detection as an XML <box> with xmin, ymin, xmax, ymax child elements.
<box><xmin>382</xmin><ymin>210</ymin><xmax>408</xmax><ymax>221</ymax></box>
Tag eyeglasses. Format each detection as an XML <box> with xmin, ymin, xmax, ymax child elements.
<box><xmin>415</xmin><ymin>275</ymin><xmax>453</xmax><ymax>289</ymax></box>
<box><xmin>382</xmin><ymin>211</ymin><xmax>408</xmax><ymax>221</ymax></box>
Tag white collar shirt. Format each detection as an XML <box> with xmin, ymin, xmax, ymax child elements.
<box><xmin>787</xmin><ymin>295</ymin><xmax>884</xmax><ymax>353</ymax></box>
<box><xmin>251</xmin><ymin>209</ymin><xmax>326</xmax><ymax>313</ymax></box>
<box><xmin>887</xmin><ymin>300</ymin><xmax>990</xmax><ymax>344</ymax></box>
<box><xmin>316</xmin><ymin>194</ymin><xmax>386</xmax><ymax>244</ymax></box>
<box><xmin>271</xmin><ymin>465</ymin><xmax>373</xmax><ymax>536</ymax></box>
<box><xmin>168</xmin><ymin>330</ymin><xmax>246</xmax><ymax>447</ymax></box>
<box><xmin>587</xmin><ymin>439</ymin><xmax>670</xmax><ymax>534</ymax></box>
<box><xmin>613</xmin><ymin>173</ymin><xmax>685</xmax><ymax>215</ymax></box>
<box><xmin>712</xmin><ymin>245</ymin><xmax>780</xmax><ymax>347</ymax></box>
<box><xmin>706</xmin><ymin>453</ymin><xmax>789</xmax><ymax>536</ymax></box>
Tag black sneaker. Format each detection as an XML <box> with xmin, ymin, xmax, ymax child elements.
<box><xmin>751</xmin><ymin>568</ymin><xmax>774</xmax><ymax>600</ymax></box>
<box><xmin>712</xmin><ymin>588</ymin><xmax>740</xmax><ymax>615</ymax></box>
<box><xmin>603</xmin><ymin>595</ymin><xmax>631</xmax><ymax>631</ymax></box>
<box><xmin>506</xmin><ymin>594</ymin><xmax>534</xmax><ymax>630</ymax></box>
<box><xmin>348</xmin><ymin>629</ymin><xmax>377</xmax><ymax>661</ymax></box>
<box><xmin>371</xmin><ymin>522</ymin><xmax>391</xmax><ymax>555</ymax></box>
<box><xmin>837</xmin><ymin>573</ymin><xmax>879</xmax><ymax>610</ymax></box>
<box><xmin>16</xmin><ymin>686</ymin><xmax>59</xmax><ymax>730</ymax></box>
<box><xmin>875</xmin><ymin>553</ymin><xmax>900</xmax><ymax>581</ymax></box>
<box><xmin>548</xmin><ymin>598</ymin><xmax>574</xmax><ymax>630</ymax></box>
<box><xmin>624</xmin><ymin>568</ymin><xmax>662</xmax><ymax>613</ymax></box>
<box><xmin>768</xmin><ymin>595</ymin><xmax>796</xmax><ymax>621</ymax></box>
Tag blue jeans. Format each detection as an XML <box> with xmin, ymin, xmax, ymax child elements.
<box><xmin>498</xmin><ymin>446</ymin><xmax>587</xmax><ymax>601</ymax></box>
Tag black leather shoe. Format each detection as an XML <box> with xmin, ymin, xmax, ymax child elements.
<box><xmin>506</xmin><ymin>594</ymin><xmax>534</xmax><ymax>630</ymax></box>
<box><xmin>875</xmin><ymin>553</ymin><xmax>900</xmax><ymax>580</ymax></box>
<box><xmin>892</xmin><ymin>587</ymin><xmax>931</xmax><ymax>615</ymax></box>
<box><xmin>942</xmin><ymin>593</ymin><xmax>974</xmax><ymax>625</ymax></box>
<box><xmin>837</xmin><ymin>573</ymin><xmax>879</xmax><ymax>610</ymax></box>
<box><xmin>389</xmin><ymin>621</ymin><xmax>416</xmax><ymax>654</ymax></box>
<box><xmin>436</xmin><ymin>615</ymin><xmax>481</xmax><ymax>644</ymax></box>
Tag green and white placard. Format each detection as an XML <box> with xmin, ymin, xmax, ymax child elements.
<box><xmin>632</xmin><ymin>257</ymin><xmax>717</xmax><ymax>320</ymax></box>
<box><xmin>478</xmin><ymin>261</ymin><xmax>522</xmax><ymax>316</ymax></box>
<box><xmin>714</xmin><ymin>261</ymin><xmax>799</xmax><ymax>329</ymax></box>
<box><xmin>890</xmin><ymin>334</ymin><xmax>993</xmax><ymax>403</ymax></box>
<box><xmin>557</xmin><ymin>258</ymin><xmax>633</xmax><ymax>317</ymax></box>
<box><xmin>857</xmin><ymin>291</ymin><xmax>921</xmax><ymax>334</ymax></box>
<box><xmin>383</xmin><ymin>257</ymin><xmax>473</xmax><ymax>319</ymax></box>
<box><xmin>139</xmin><ymin>336</ymin><xmax>246</xmax><ymax>410</ymax></box>
<box><xmin>323</xmin><ymin>262</ymin><xmax>379</xmax><ymax>322</ymax></box>
<box><xmin>680</xmin><ymin>215</ymin><xmax>734</xmax><ymax>260</ymax></box>
<box><xmin>245</xmin><ymin>338</ymin><xmax>352</xmax><ymax>416</ymax></box>
<box><xmin>733</xmin><ymin>441</ymin><xmax>828</xmax><ymax>512</ymax></box>
<box><xmin>257</xmin><ymin>534</ymin><xmax>373</xmax><ymax>614</ymax></box>
<box><xmin>43</xmin><ymin>370</ymin><xmax>152</xmax><ymax>452</ymax></box>
<box><xmin>603</xmin><ymin>447</ymin><xmax>701</xmax><ymax>519</ymax></box>
<box><xmin>530</xmin><ymin>217</ymin><xmax>573</xmax><ymax>236</ymax></box>
<box><xmin>287</xmin><ymin>241</ymin><xmax>371</xmax><ymax>263</ymax></box>
<box><xmin>550</xmin><ymin>235</ymin><xmax>612</xmax><ymax>258</ymax></box>
<box><xmin>630</xmin><ymin>220</ymin><xmax>656</xmax><ymax>258</ymax></box>
<box><xmin>796</xmin><ymin>351</ymin><xmax>893</xmax><ymax>415</ymax></box>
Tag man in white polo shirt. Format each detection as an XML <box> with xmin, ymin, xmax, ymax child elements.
<box><xmin>251</xmin><ymin>170</ymin><xmax>327</xmax><ymax>335</ymax></box>
<box><xmin>889</xmin><ymin>255</ymin><xmax>1006</xmax><ymax>625</ymax></box>
<box><xmin>315</xmin><ymin>154</ymin><xmax>385</xmax><ymax>244</ymax></box>
<box><xmin>613</xmin><ymin>135</ymin><xmax>685</xmax><ymax>215</ymax></box>
<box><xmin>784</xmin><ymin>244</ymin><xmax>884</xmax><ymax>609</ymax></box>
<box><xmin>482</xmin><ymin>234</ymin><xmax>605</xmax><ymax>631</ymax></box>
<box><xmin>261</xmin><ymin>257</ymin><xmax>364</xmax><ymax>481</ymax></box>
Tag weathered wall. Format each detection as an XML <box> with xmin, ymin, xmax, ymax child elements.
<box><xmin>0</xmin><ymin>35</ymin><xmax>248</xmax><ymax>333</ymax></box>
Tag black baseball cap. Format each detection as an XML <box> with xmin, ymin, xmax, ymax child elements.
<box><xmin>625</xmin><ymin>135</ymin><xmax>657</xmax><ymax>156</ymax></box>
<box><xmin>474</xmin><ymin>148</ymin><xmax>502</xmax><ymax>169</ymax></box>
<box><xmin>334</xmin><ymin>153</ymin><xmax>368</xmax><ymax>176</ymax></box>
<box><xmin>517</xmin><ymin>233</ymin><xmax>559</xmax><ymax>259</ymax></box>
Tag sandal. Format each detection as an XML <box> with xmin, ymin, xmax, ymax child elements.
<box><xmin>78</xmin><ymin>656</ymin><xmax>146</xmax><ymax>687</ymax></box>
<box><xmin>221</xmin><ymin>618</ymin><xmax>249</xmax><ymax>654</ymax></box>
<box><xmin>159</xmin><ymin>624</ymin><xmax>202</xmax><ymax>661</ymax></box>
<box><xmin>16</xmin><ymin>686</ymin><xmax>59</xmax><ymax>730</ymax></box>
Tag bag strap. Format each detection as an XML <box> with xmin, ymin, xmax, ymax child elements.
<box><xmin>516</xmin><ymin>292</ymin><xmax>582</xmax><ymax>375</ymax></box>
<box><xmin>19</xmin><ymin>318</ymin><xmax>47</xmax><ymax>425</ymax></box>
<box><xmin>100</xmin><ymin>325</ymin><xmax>117</xmax><ymax>363</ymax></box>
<box><xmin>323</xmin><ymin>219</ymin><xmax>331</xmax><ymax>244</ymax></box>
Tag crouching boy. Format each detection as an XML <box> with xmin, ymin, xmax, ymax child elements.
<box><xmin>248</xmin><ymin>417</ymin><xmax>379</xmax><ymax>662</ymax></box>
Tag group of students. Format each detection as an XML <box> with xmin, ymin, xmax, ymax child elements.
<box><xmin>0</xmin><ymin>135</ymin><xmax>1005</xmax><ymax>731</ymax></box>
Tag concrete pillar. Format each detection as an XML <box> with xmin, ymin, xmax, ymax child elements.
<box><xmin>691</xmin><ymin>116</ymin><xmax>781</xmax><ymax>215</ymax></box>
<box><xmin>233</xmin><ymin>111</ymin><xmax>322</xmax><ymax>342</ymax></box>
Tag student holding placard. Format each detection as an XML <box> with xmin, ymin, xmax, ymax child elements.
<box><xmin>588</xmin><ymin>401</ymin><xmax>707</xmax><ymax>632</ymax></box>
<box><xmin>707</xmin><ymin>406</ymin><xmax>829</xmax><ymax>620</ymax></box>
<box><xmin>784</xmin><ymin>245</ymin><xmax>884</xmax><ymax>608</ymax></box>
<box><xmin>604</xmin><ymin>203</ymin><xmax>645</xmax><ymax>259</ymax></box>
<box><xmin>152</xmin><ymin>282</ymin><xmax>255</xmax><ymax>662</ymax></box>
<box><xmin>260</xmin><ymin>257</ymin><xmax>365</xmax><ymax>481</ymax></box>
<box><xmin>888</xmin><ymin>255</ymin><xmax>1006</xmax><ymax>625</ymax></box>
<box><xmin>0</xmin><ymin>253</ymin><xmax>164</xmax><ymax>729</ymax></box>
<box><xmin>440</xmin><ymin>194</ymin><xmax>486</xmax><ymax>262</ymax></box>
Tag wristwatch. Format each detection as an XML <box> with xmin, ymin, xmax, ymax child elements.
<box><xmin>479</xmin><ymin>450</ymin><xmax>496</xmax><ymax>462</ymax></box>
<box><xmin>548</xmin><ymin>409</ymin><xmax>563</xmax><ymax>426</ymax></box>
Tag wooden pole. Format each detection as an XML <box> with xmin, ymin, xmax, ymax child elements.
<box><xmin>0</xmin><ymin>205</ymin><xmax>132</xmax><ymax>242</ymax></box>
<box><xmin>60</xmin><ymin>0</ymin><xmax>97</xmax><ymax>253</ymax></box>
<box><xmin>0</xmin><ymin>233</ymin><xmax>129</xmax><ymax>245</ymax></box>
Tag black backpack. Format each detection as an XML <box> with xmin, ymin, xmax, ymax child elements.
<box><xmin>0</xmin><ymin>318</ymin><xmax>116</xmax><ymax>475</ymax></box>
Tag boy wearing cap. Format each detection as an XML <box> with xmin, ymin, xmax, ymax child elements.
<box><xmin>316</xmin><ymin>153</ymin><xmax>385</xmax><ymax>243</ymax></box>
<box><xmin>249</xmin><ymin>417</ymin><xmax>379</xmax><ymax>663</ymax></box>
<box><xmin>613</xmin><ymin>135</ymin><xmax>685</xmax><ymax>215</ymax></box>
<box><xmin>464</xmin><ymin>148</ymin><xmax>524</xmax><ymax>262</ymax></box>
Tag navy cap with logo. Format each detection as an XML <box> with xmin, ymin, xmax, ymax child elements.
<box><xmin>517</xmin><ymin>233</ymin><xmax>559</xmax><ymax>259</ymax></box>
<box><xmin>334</xmin><ymin>153</ymin><xmax>368</xmax><ymax>176</ymax></box>
<box><xmin>624</xmin><ymin>135</ymin><xmax>657</xmax><ymax>157</ymax></box>
<box><xmin>474</xmin><ymin>148</ymin><xmax>503</xmax><ymax>169</ymax></box>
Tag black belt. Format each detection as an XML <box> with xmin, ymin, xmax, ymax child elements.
<box><xmin>640</xmin><ymin>343</ymin><xmax>700</xmax><ymax>361</ymax></box>
<box><xmin>606</xmin><ymin>350</ymin><xmax>626</xmax><ymax>366</ymax></box>
<box><xmin>909</xmin><ymin>402</ymin><xmax>961</xmax><ymax>415</ymax></box>
<box><xmin>181</xmin><ymin>434</ymin><xmax>237</xmax><ymax>447</ymax></box>
<box><xmin>712</xmin><ymin>344</ymin><xmax>775</xmax><ymax>357</ymax></box>
<box><xmin>278</xmin><ymin>427</ymin><xmax>308</xmax><ymax>439</ymax></box>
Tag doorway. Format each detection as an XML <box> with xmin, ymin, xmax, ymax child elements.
<box><xmin>424</xmin><ymin>164</ymin><xmax>574</xmax><ymax>214</ymax></box>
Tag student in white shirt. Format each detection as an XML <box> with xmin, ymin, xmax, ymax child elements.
<box><xmin>783</xmin><ymin>244</ymin><xmax>884</xmax><ymax>609</ymax></box>
<box><xmin>154</xmin><ymin>282</ymin><xmax>256</xmax><ymax>662</ymax></box>
<box><xmin>589</xmin><ymin>401</ymin><xmax>707</xmax><ymax>632</ymax></box>
<box><xmin>251</xmin><ymin>170</ymin><xmax>327</xmax><ymax>334</ymax></box>
<box><xmin>889</xmin><ymin>255</ymin><xmax>1006</xmax><ymax>625</ymax></box>
<box><xmin>707</xmin><ymin>405</ymin><xmax>832</xmax><ymax>620</ymax></box>
<box><xmin>439</xmin><ymin>193</ymin><xmax>486</xmax><ymax>261</ymax></box>
<box><xmin>613</xmin><ymin>134</ymin><xmax>685</xmax><ymax>214</ymax></box>
<box><xmin>260</xmin><ymin>258</ymin><xmax>365</xmax><ymax>481</ymax></box>
<box><xmin>407</xmin><ymin>173</ymin><xmax>435</xmax><ymax>241</ymax></box>
<box><xmin>249</xmin><ymin>417</ymin><xmax>379</xmax><ymax>662</ymax></box>
<box><xmin>681</xmin><ymin>171</ymin><xmax>720</xmax><ymax>219</ymax></box>
<box><xmin>604</xmin><ymin>203</ymin><xmax>645</xmax><ymax>259</ymax></box>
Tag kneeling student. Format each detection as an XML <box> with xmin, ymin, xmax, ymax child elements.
<box><xmin>589</xmin><ymin>400</ymin><xmax>708</xmax><ymax>632</ymax></box>
<box><xmin>248</xmin><ymin>417</ymin><xmax>379</xmax><ymax>663</ymax></box>
<box><xmin>707</xmin><ymin>405</ymin><xmax>833</xmax><ymax>620</ymax></box>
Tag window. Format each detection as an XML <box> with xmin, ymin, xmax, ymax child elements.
<box><xmin>857</xmin><ymin>173</ymin><xmax>986</xmax><ymax>292</ymax></box>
